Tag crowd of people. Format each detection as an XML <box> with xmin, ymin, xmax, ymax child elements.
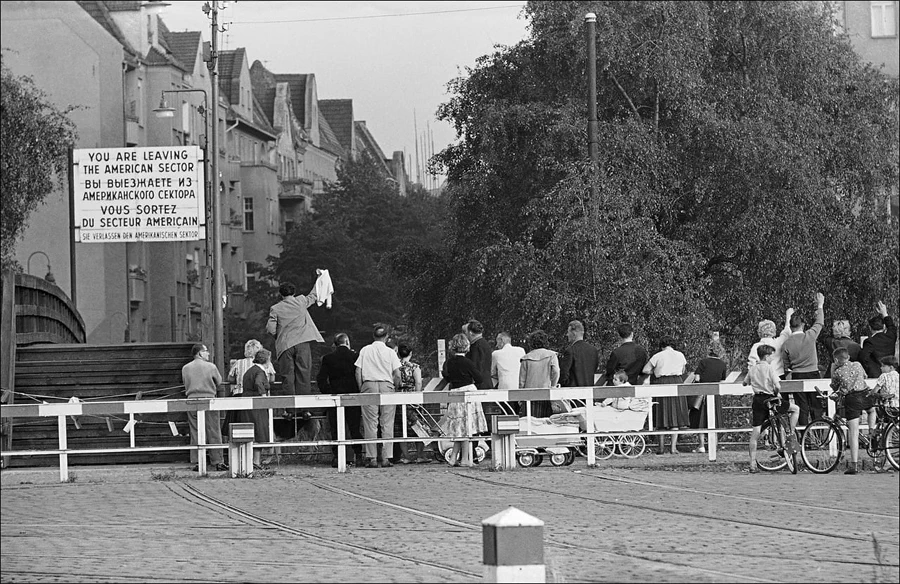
<box><xmin>181</xmin><ymin>278</ymin><xmax>898</xmax><ymax>473</ymax></box>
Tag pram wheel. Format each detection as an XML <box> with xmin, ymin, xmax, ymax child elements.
<box><xmin>563</xmin><ymin>451</ymin><xmax>576</xmax><ymax>466</ymax></box>
<box><xmin>531</xmin><ymin>454</ymin><xmax>543</xmax><ymax>467</ymax></box>
<box><xmin>517</xmin><ymin>452</ymin><xmax>535</xmax><ymax>467</ymax></box>
<box><xmin>474</xmin><ymin>445</ymin><xmax>487</xmax><ymax>464</ymax></box>
<box><xmin>593</xmin><ymin>436</ymin><xmax>616</xmax><ymax>460</ymax></box>
<box><xmin>549</xmin><ymin>452</ymin><xmax>569</xmax><ymax>467</ymax></box>
<box><xmin>617</xmin><ymin>433</ymin><xmax>646</xmax><ymax>458</ymax></box>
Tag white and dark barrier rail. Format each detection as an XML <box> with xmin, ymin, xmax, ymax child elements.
<box><xmin>0</xmin><ymin>378</ymin><xmax>856</xmax><ymax>482</ymax></box>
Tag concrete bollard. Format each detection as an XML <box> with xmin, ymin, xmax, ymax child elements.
<box><xmin>482</xmin><ymin>506</ymin><xmax>545</xmax><ymax>583</ymax></box>
<box><xmin>228</xmin><ymin>422</ymin><xmax>254</xmax><ymax>477</ymax></box>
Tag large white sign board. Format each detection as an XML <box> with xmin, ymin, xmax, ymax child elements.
<box><xmin>73</xmin><ymin>146</ymin><xmax>205</xmax><ymax>243</ymax></box>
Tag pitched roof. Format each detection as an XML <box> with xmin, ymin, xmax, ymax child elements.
<box><xmin>76</xmin><ymin>1</ymin><xmax>139</xmax><ymax>59</ymax></box>
<box><xmin>103</xmin><ymin>1</ymin><xmax>141</xmax><ymax>11</ymax></box>
<box><xmin>164</xmin><ymin>31</ymin><xmax>202</xmax><ymax>73</ymax></box>
<box><xmin>317</xmin><ymin>110</ymin><xmax>345</xmax><ymax>158</ymax></box>
<box><xmin>273</xmin><ymin>74</ymin><xmax>309</xmax><ymax>126</ymax></box>
<box><xmin>217</xmin><ymin>48</ymin><xmax>246</xmax><ymax>104</ymax></box>
<box><xmin>257</xmin><ymin>86</ymin><xmax>277</xmax><ymax>126</ymax></box>
<box><xmin>319</xmin><ymin>99</ymin><xmax>354</xmax><ymax>153</ymax></box>
<box><xmin>354</xmin><ymin>121</ymin><xmax>388</xmax><ymax>164</ymax></box>
<box><xmin>252</xmin><ymin>94</ymin><xmax>276</xmax><ymax>135</ymax></box>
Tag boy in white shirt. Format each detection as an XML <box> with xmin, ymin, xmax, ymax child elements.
<box><xmin>743</xmin><ymin>345</ymin><xmax>799</xmax><ymax>473</ymax></box>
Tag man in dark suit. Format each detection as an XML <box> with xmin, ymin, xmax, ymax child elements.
<box><xmin>604</xmin><ymin>323</ymin><xmax>649</xmax><ymax>386</ymax></box>
<box><xmin>317</xmin><ymin>333</ymin><xmax>363</xmax><ymax>467</ymax></box>
<box><xmin>861</xmin><ymin>301</ymin><xmax>897</xmax><ymax>378</ymax></box>
<box><xmin>559</xmin><ymin>320</ymin><xmax>599</xmax><ymax>387</ymax></box>
<box><xmin>464</xmin><ymin>320</ymin><xmax>493</xmax><ymax>389</ymax></box>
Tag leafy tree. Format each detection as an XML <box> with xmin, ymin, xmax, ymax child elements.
<box><xmin>392</xmin><ymin>0</ymin><xmax>899</xmax><ymax>368</ymax></box>
<box><xmin>1</xmin><ymin>54</ymin><xmax>77</xmax><ymax>270</ymax></box>
<box><xmin>244</xmin><ymin>152</ymin><xmax>448</xmax><ymax>362</ymax></box>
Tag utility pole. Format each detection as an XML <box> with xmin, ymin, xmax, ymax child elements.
<box><xmin>204</xmin><ymin>1</ymin><xmax>225</xmax><ymax>373</ymax></box>
<box><xmin>585</xmin><ymin>13</ymin><xmax>599</xmax><ymax>202</ymax></box>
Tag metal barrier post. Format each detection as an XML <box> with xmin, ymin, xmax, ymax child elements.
<box><xmin>57</xmin><ymin>415</ymin><xmax>68</xmax><ymax>482</ymax></box>
<box><xmin>197</xmin><ymin>410</ymin><xmax>207</xmax><ymax>475</ymax></box>
<box><xmin>827</xmin><ymin>390</ymin><xmax>838</xmax><ymax>457</ymax></box>
<box><xmin>336</xmin><ymin>405</ymin><xmax>347</xmax><ymax>473</ymax></box>
<box><xmin>483</xmin><ymin>507</ymin><xmax>545</xmax><ymax>583</ymax></box>
<box><xmin>491</xmin><ymin>415</ymin><xmax>519</xmax><ymax>470</ymax></box>
<box><xmin>584</xmin><ymin>397</ymin><xmax>595</xmax><ymax>466</ymax></box>
<box><xmin>228</xmin><ymin>422</ymin><xmax>254</xmax><ymax>477</ymax></box>
<box><xmin>706</xmin><ymin>395</ymin><xmax>717</xmax><ymax>462</ymax></box>
<box><xmin>128</xmin><ymin>413</ymin><xmax>136</xmax><ymax>448</ymax></box>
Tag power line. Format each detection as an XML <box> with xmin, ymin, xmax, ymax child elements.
<box><xmin>229</xmin><ymin>4</ymin><xmax>525</xmax><ymax>25</ymax></box>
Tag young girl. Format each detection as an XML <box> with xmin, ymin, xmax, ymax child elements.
<box><xmin>396</xmin><ymin>344</ymin><xmax>430</xmax><ymax>464</ymax></box>
<box><xmin>440</xmin><ymin>333</ymin><xmax>487</xmax><ymax>467</ymax></box>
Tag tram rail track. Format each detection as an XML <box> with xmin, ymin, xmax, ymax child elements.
<box><xmin>304</xmin><ymin>479</ymin><xmax>776</xmax><ymax>583</ymax></box>
<box><xmin>453</xmin><ymin>471</ymin><xmax>898</xmax><ymax>549</ymax></box>
<box><xmin>169</xmin><ymin>481</ymin><xmax>482</xmax><ymax>579</ymax></box>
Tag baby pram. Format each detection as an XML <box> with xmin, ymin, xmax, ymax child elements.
<box><xmin>512</xmin><ymin>397</ymin><xmax>651</xmax><ymax>466</ymax></box>
<box><xmin>405</xmin><ymin>403</ymin><xmax>490</xmax><ymax>464</ymax></box>
<box><xmin>555</xmin><ymin>397</ymin><xmax>652</xmax><ymax>460</ymax></box>
<box><xmin>515</xmin><ymin>414</ymin><xmax>584</xmax><ymax>467</ymax></box>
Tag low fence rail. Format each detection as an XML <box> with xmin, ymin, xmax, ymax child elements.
<box><xmin>1</xmin><ymin>379</ymin><xmax>853</xmax><ymax>481</ymax></box>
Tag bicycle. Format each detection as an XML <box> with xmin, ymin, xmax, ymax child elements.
<box><xmin>755</xmin><ymin>394</ymin><xmax>799</xmax><ymax>474</ymax></box>
<box><xmin>799</xmin><ymin>388</ymin><xmax>899</xmax><ymax>474</ymax></box>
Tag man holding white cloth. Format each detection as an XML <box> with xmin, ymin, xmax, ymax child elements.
<box><xmin>355</xmin><ymin>324</ymin><xmax>402</xmax><ymax>468</ymax></box>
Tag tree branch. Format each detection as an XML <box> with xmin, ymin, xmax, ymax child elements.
<box><xmin>608</xmin><ymin>70</ymin><xmax>641</xmax><ymax>120</ymax></box>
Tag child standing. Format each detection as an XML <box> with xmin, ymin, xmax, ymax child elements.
<box><xmin>744</xmin><ymin>345</ymin><xmax>799</xmax><ymax>473</ymax></box>
<box><xmin>829</xmin><ymin>347</ymin><xmax>876</xmax><ymax>475</ymax></box>
<box><xmin>871</xmin><ymin>355</ymin><xmax>899</xmax><ymax>409</ymax></box>
<box><xmin>396</xmin><ymin>344</ymin><xmax>430</xmax><ymax>464</ymax></box>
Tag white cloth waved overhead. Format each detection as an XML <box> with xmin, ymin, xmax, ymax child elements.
<box><xmin>315</xmin><ymin>268</ymin><xmax>334</xmax><ymax>308</ymax></box>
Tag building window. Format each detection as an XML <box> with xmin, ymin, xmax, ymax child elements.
<box><xmin>245</xmin><ymin>262</ymin><xmax>256</xmax><ymax>291</ymax></box>
<box><xmin>243</xmin><ymin>197</ymin><xmax>254</xmax><ymax>231</ymax></box>
<box><xmin>871</xmin><ymin>1</ymin><xmax>898</xmax><ymax>37</ymax></box>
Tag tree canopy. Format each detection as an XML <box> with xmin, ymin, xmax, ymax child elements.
<box><xmin>390</xmin><ymin>0</ymin><xmax>899</xmax><ymax>367</ymax></box>
<box><xmin>1</xmin><ymin>54</ymin><xmax>77</xmax><ymax>271</ymax></box>
<box><xmin>239</xmin><ymin>152</ymin><xmax>447</xmax><ymax>357</ymax></box>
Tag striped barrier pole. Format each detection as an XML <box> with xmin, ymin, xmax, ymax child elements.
<box><xmin>482</xmin><ymin>506</ymin><xmax>545</xmax><ymax>583</ymax></box>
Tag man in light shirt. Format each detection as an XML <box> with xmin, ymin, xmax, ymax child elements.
<box><xmin>491</xmin><ymin>332</ymin><xmax>526</xmax><ymax>390</ymax></box>
<box><xmin>355</xmin><ymin>324</ymin><xmax>402</xmax><ymax>468</ymax></box>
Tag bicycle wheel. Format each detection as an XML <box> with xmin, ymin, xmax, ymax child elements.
<box><xmin>756</xmin><ymin>420</ymin><xmax>787</xmax><ymax>472</ymax></box>
<box><xmin>885</xmin><ymin>421</ymin><xmax>900</xmax><ymax>471</ymax></box>
<box><xmin>800</xmin><ymin>419</ymin><xmax>843</xmax><ymax>474</ymax></box>
<box><xmin>776</xmin><ymin>419</ymin><xmax>797</xmax><ymax>474</ymax></box>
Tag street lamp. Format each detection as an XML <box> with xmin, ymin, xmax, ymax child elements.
<box><xmin>26</xmin><ymin>251</ymin><xmax>56</xmax><ymax>284</ymax></box>
<box><xmin>153</xmin><ymin>87</ymin><xmax>222</xmax><ymax>370</ymax></box>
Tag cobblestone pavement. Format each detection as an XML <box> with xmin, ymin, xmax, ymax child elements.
<box><xmin>1</xmin><ymin>451</ymin><xmax>898</xmax><ymax>583</ymax></box>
